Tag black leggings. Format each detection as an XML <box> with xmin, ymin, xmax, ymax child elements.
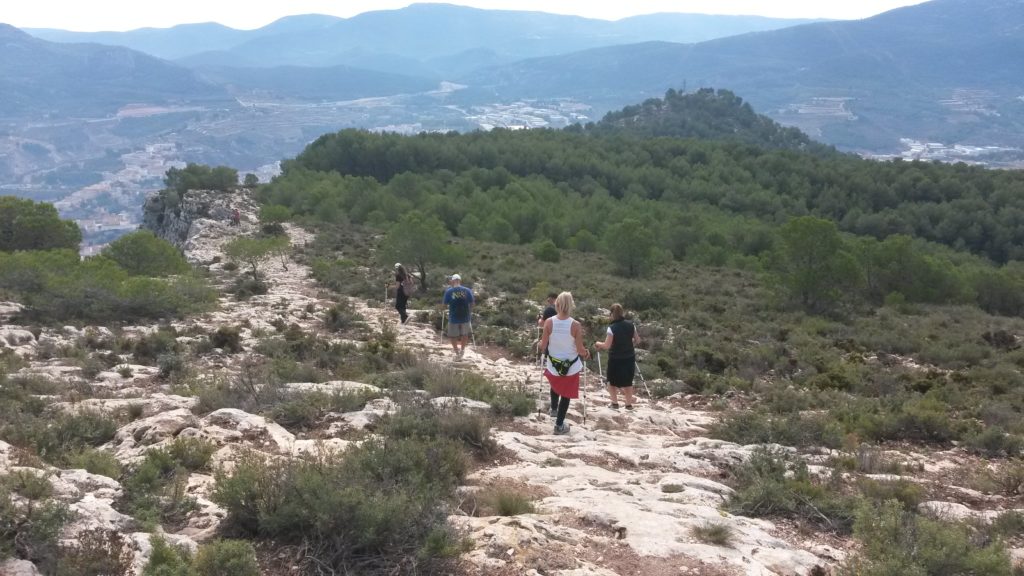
<box><xmin>395</xmin><ymin>288</ymin><xmax>408</xmax><ymax>322</ymax></box>
<box><xmin>550</xmin><ymin>390</ymin><xmax>571</xmax><ymax>426</ymax></box>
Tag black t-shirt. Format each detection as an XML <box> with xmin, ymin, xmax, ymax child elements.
<box><xmin>608</xmin><ymin>319</ymin><xmax>636</xmax><ymax>360</ymax></box>
<box><xmin>541</xmin><ymin>305</ymin><xmax>557</xmax><ymax>321</ymax></box>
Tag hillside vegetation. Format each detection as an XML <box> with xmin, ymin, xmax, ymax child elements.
<box><xmin>263</xmin><ymin>90</ymin><xmax>1024</xmax><ymax>316</ymax></box>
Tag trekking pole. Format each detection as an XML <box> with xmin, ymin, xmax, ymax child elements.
<box><xmin>597</xmin><ymin>350</ymin><xmax>603</xmax><ymax>385</ymax></box>
<box><xmin>635</xmin><ymin>360</ymin><xmax>652</xmax><ymax>399</ymax></box>
<box><xmin>383</xmin><ymin>282</ymin><xmax>388</xmax><ymax>306</ymax></box>
<box><xmin>581</xmin><ymin>359</ymin><xmax>587</xmax><ymax>425</ymax></box>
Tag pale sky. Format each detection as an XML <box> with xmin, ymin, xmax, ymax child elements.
<box><xmin>3</xmin><ymin>0</ymin><xmax>930</xmax><ymax>31</ymax></box>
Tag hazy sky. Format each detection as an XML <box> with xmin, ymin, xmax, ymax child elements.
<box><xmin>4</xmin><ymin>0</ymin><xmax>930</xmax><ymax>31</ymax></box>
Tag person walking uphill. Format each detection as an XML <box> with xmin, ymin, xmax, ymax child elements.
<box><xmin>394</xmin><ymin>263</ymin><xmax>412</xmax><ymax>324</ymax></box>
<box><xmin>539</xmin><ymin>292</ymin><xmax>590</xmax><ymax>435</ymax></box>
<box><xmin>443</xmin><ymin>274</ymin><xmax>474</xmax><ymax>360</ymax></box>
<box><xmin>595</xmin><ymin>303</ymin><xmax>640</xmax><ymax>409</ymax></box>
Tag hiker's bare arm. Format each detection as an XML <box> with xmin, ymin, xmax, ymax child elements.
<box><xmin>539</xmin><ymin>318</ymin><xmax>552</xmax><ymax>352</ymax></box>
<box><xmin>572</xmin><ymin>321</ymin><xmax>590</xmax><ymax>359</ymax></box>
<box><xmin>595</xmin><ymin>332</ymin><xmax>613</xmax><ymax>351</ymax></box>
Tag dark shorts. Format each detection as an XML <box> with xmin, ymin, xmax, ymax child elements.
<box><xmin>607</xmin><ymin>356</ymin><xmax>635</xmax><ymax>388</ymax></box>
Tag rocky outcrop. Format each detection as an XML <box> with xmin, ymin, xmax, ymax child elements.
<box><xmin>142</xmin><ymin>189</ymin><xmax>253</xmax><ymax>253</ymax></box>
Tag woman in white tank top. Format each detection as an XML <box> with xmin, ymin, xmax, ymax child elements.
<box><xmin>539</xmin><ymin>292</ymin><xmax>590</xmax><ymax>435</ymax></box>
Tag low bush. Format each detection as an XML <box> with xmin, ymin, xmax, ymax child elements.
<box><xmin>691</xmin><ymin>522</ymin><xmax>734</xmax><ymax>547</ymax></box>
<box><xmin>710</xmin><ymin>411</ymin><xmax>843</xmax><ymax>449</ymax></box>
<box><xmin>133</xmin><ymin>328</ymin><xmax>180</xmax><ymax>364</ymax></box>
<box><xmin>0</xmin><ymin>473</ymin><xmax>71</xmax><ymax>572</ymax></box>
<box><xmin>214</xmin><ymin>436</ymin><xmax>467</xmax><ymax>573</ymax></box>
<box><xmin>141</xmin><ymin>535</ymin><xmax>191</xmax><ymax>576</ymax></box>
<box><xmin>462</xmin><ymin>486</ymin><xmax>536</xmax><ymax>517</ymax></box>
<box><xmin>839</xmin><ymin>500</ymin><xmax>1013</xmax><ymax>575</ymax></box>
<box><xmin>323</xmin><ymin>301</ymin><xmax>362</xmax><ymax>332</ymax></box>
<box><xmin>727</xmin><ymin>447</ymin><xmax>856</xmax><ymax>534</ymax></box>
<box><xmin>57</xmin><ymin>528</ymin><xmax>134</xmax><ymax>576</ymax></box>
<box><xmin>3</xmin><ymin>410</ymin><xmax>117</xmax><ymax>466</ymax></box>
<box><xmin>209</xmin><ymin>326</ymin><xmax>242</xmax><ymax>353</ymax></box>
<box><xmin>379</xmin><ymin>404</ymin><xmax>499</xmax><ymax>459</ymax></box>
<box><xmin>271</xmin><ymin>390</ymin><xmax>379</xmax><ymax>431</ymax></box>
<box><xmin>66</xmin><ymin>448</ymin><xmax>123</xmax><ymax>479</ymax></box>
<box><xmin>119</xmin><ymin>443</ymin><xmax>201</xmax><ymax>529</ymax></box>
<box><xmin>191</xmin><ymin>539</ymin><xmax>260</xmax><ymax>576</ymax></box>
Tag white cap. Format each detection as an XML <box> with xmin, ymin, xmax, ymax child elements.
<box><xmin>451</xmin><ymin>273</ymin><xmax>461</xmax><ymax>281</ymax></box>
<box><xmin>394</xmin><ymin>263</ymin><xmax>401</xmax><ymax>268</ymax></box>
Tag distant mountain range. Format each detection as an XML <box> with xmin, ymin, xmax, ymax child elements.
<box><xmin>0</xmin><ymin>24</ymin><xmax>230</xmax><ymax>119</ymax></box>
<box><xmin>464</xmin><ymin>0</ymin><xmax>1024</xmax><ymax>150</ymax></box>
<box><xmin>4</xmin><ymin>0</ymin><xmax>1024</xmax><ymax>156</ymax></box>
<box><xmin>26</xmin><ymin>3</ymin><xmax>818</xmax><ymax>76</ymax></box>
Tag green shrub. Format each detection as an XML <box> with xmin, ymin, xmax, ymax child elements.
<box><xmin>210</xmin><ymin>326</ymin><xmax>243</xmax><ymax>353</ymax></box>
<box><xmin>191</xmin><ymin>540</ymin><xmax>259</xmax><ymax>576</ymax></box>
<box><xmin>134</xmin><ymin>328</ymin><xmax>180</xmax><ymax>364</ymax></box>
<box><xmin>56</xmin><ymin>528</ymin><xmax>134</xmax><ymax>576</ymax></box>
<box><xmin>710</xmin><ymin>411</ymin><xmax>843</xmax><ymax>449</ymax></box>
<box><xmin>532</xmin><ymin>239</ymin><xmax>560</xmax><ymax>263</ymax></box>
<box><xmin>965</xmin><ymin>427</ymin><xmax>1024</xmax><ymax>457</ymax></box>
<box><xmin>120</xmin><ymin>446</ymin><xmax>199</xmax><ymax>529</ymax></box>
<box><xmin>0</xmin><ymin>197</ymin><xmax>81</xmax><ymax>251</ymax></box>
<box><xmin>272</xmin><ymin>390</ymin><xmax>378</xmax><ymax>430</ymax></box>
<box><xmin>840</xmin><ymin>500</ymin><xmax>1013</xmax><ymax>576</ymax></box>
<box><xmin>323</xmin><ymin>302</ymin><xmax>361</xmax><ymax>332</ymax></box>
<box><xmin>463</xmin><ymin>486</ymin><xmax>536</xmax><ymax>517</ymax></box>
<box><xmin>214</xmin><ymin>437</ymin><xmax>467</xmax><ymax>573</ymax></box>
<box><xmin>142</xmin><ymin>535</ymin><xmax>191</xmax><ymax>576</ymax></box>
<box><xmin>4</xmin><ymin>410</ymin><xmax>118</xmax><ymax>466</ymax></box>
<box><xmin>166</xmin><ymin>437</ymin><xmax>216</xmax><ymax>472</ymax></box>
<box><xmin>0</xmin><ymin>476</ymin><xmax>71</xmax><ymax>572</ymax></box>
<box><xmin>102</xmin><ymin>231</ymin><xmax>190</xmax><ymax>277</ymax></box>
<box><xmin>858</xmin><ymin>479</ymin><xmax>923</xmax><ymax>509</ymax></box>
<box><xmin>490</xmin><ymin>385</ymin><xmax>535</xmax><ymax>417</ymax></box>
<box><xmin>691</xmin><ymin>522</ymin><xmax>734</xmax><ymax>547</ymax></box>
<box><xmin>3</xmin><ymin>470</ymin><xmax>53</xmax><ymax>500</ymax></box>
<box><xmin>66</xmin><ymin>448</ymin><xmax>123</xmax><ymax>479</ymax></box>
<box><xmin>379</xmin><ymin>404</ymin><xmax>499</xmax><ymax>459</ymax></box>
<box><xmin>727</xmin><ymin>447</ymin><xmax>856</xmax><ymax>534</ymax></box>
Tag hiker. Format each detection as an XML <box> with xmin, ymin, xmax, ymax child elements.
<box><xmin>443</xmin><ymin>273</ymin><xmax>474</xmax><ymax>360</ymax></box>
<box><xmin>394</xmin><ymin>263</ymin><xmax>412</xmax><ymax>324</ymax></box>
<box><xmin>230</xmin><ymin>208</ymin><xmax>241</xmax><ymax>226</ymax></box>
<box><xmin>536</xmin><ymin>292</ymin><xmax>558</xmax><ymax>326</ymax></box>
<box><xmin>539</xmin><ymin>291</ymin><xmax>590</xmax><ymax>435</ymax></box>
<box><xmin>595</xmin><ymin>303</ymin><xmax>640</xmax><ymax>410</ymax></box>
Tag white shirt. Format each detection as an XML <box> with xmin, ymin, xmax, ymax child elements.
<box><xmin>546</xmin><ymin>316</ymin><xmax>582</xmax><ymax>376</ymax></box>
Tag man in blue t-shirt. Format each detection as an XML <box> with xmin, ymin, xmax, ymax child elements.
<box><xmin>443</xmin><ymin>273</ymin><xmax>474</xmax><ymax>360</ymax></box>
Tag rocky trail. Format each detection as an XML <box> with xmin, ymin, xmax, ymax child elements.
<box><xmin>3</xmin><ymin>193</ymin><xmax>1023</xmax><ymax>575</ymax></box>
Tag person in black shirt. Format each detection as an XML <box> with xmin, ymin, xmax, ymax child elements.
<box><xmin>536</xmin><ymin>292</ymin><xmax>558</xmax><ymax>326</ymax></box>
<box><xmin>394</xmin><ymin>263</ymin><xmax>410</xmax><ymax>324</ymax></box>
<box><xmin>594</xmin><ymin>303</ymin><xmax>640</xmax><ymax>409</ymax></box>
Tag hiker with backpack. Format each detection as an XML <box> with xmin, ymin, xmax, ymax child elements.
<box><xmin>443</xmin><ymin>274</ymin><xmax>474</xmax><ymax>360</ymax></box>
<box><xmin>393</xmin><ymin>263</ymin><xmax>414</xmax><ymax>324</ymax></box>
<box><xmin>539</xmin><ymin>292</ymin><xmax>590</xmax><ymax>435</ymax></box>
<box><xmin>594</xmin><ymin>303</ymin><xmax>640</xmax><ymax>410</ymax></box>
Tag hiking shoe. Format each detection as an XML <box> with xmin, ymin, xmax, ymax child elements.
<box><xmin>609</xmin><ymin>403</ymin><xmax>620</xmax><ymax>410</ymax></box>
<box><xmin>456</xmin><ymin>348</ymin><xmax>464</xmax><ymax>360</ymax></box>
<box><xmin>548</xmin><ymin>408</ymin><xmax>558</xmax><ymax>418</ymax></box>
<box><xmin>624</xmin><ymin>404</ymin><xmax>634</xmax><ymax>411</ymax></box>
<box><xmin>553</xmin><ymin>423</ymin><xmax>571</xmax><ymax>435</ymax></box>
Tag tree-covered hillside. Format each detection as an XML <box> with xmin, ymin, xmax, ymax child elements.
<box><xmin>261</xmin><ymin>90</ymin><xmax>1024</xmax><ymax>317</ymax></box>
<box><xmin>590</xmin><ymin>89</ymin><xmax>830</xmax><ymax>154</ymax></box>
